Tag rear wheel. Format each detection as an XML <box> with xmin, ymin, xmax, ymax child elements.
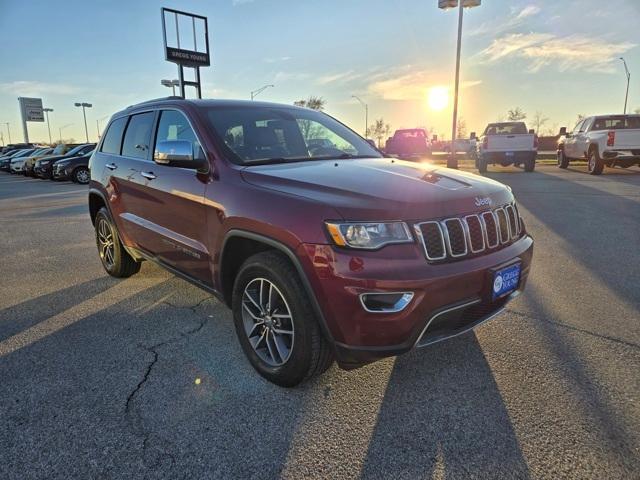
<box><xmin>524</xmin><ymin>154</ymin><xmax>536</xmax><ymax>172</ymax></box>
<box><xmin>557</xmin><ymin>149</ymin><xmax>569</xmax><ymax>168</ymax></box>
<box><xmin>588</xmin><ymin>148</ymin><xmax>604</xmax><ymax>175</ymax></box>
<box><xmin>94</xmin><ymin>207</ymin><xmax>141</xmax><ymax>278</ymax></box>
<box><xmin>477</xmin><ymin>155</ymin><xmax>488</xmax><ymax>173</ymax></box>
<box><xmin>72</xmin><ymin>166</ymin><xmax>90</xmax><ymax>184</ymax></box>
<box><xmin>232</xmin><ymin>251</ymin><xmax>334</xmax><ymax>387</ymax></box>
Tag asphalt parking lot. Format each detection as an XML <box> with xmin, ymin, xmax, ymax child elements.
<box><xmin>1</xmin><ymin>164</ymin><xmax>639</xmax><ymax>480</ymax></box>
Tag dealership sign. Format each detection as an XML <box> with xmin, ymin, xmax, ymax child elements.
<box><xmin>19</xmin><ymin>97</ymin><xmax>44</xmax><ymax>122</ymax></box>
<box><xmin>165</xmin><ymin>46</ymin><xmax>210</xmax><ymax>67</ymax></box>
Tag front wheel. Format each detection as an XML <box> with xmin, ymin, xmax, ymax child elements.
<box><xmin>557</xmin><ymin>149</ymin><xmax>569</xmax><ymax>168</ymax></box>
<box><xmin>232</xmin><ymin>251</ymin><xmax>334</xmax><ymax>387</ymax></box>
<box><xmin>94</xmin><ymin>208</ymin><xmax>141</xmax><ymax>278</ymax></box>
<box><xmin>72</xmin><ymin>166</ymin><xmax>90</xmax><ymax>184</ymax></box>
<box><xmin>588</xmin><ymin>149</ymin><xmax>604</xmax><ymax>175</ymax></box>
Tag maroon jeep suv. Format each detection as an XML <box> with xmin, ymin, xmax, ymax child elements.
<box><xmin>89</xmin><ymin>98</ymin><xmax>533</xmax><ymax>386</ymax></box>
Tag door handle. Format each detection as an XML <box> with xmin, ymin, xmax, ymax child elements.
<box><xmin>105</xmin><ymin>163</ymin><xmax>117</xmax><ymax>170</ymax></box>
<box><xmin>140</xmin><ymin>171</ymin><xmax>157</xmax><ymax>180</ymax></box>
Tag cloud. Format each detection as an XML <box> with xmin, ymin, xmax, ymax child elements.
<box><xmin>0</xmin><ymin>80</ymin><xmax>80</xmax><ymax>97</ymax></box>
<box><xmin>468</xmin><ymin>4</ymin><xmax>541</xmax><ymax>37</ymax></box>
<box><xmin>263</xmin><ymin>56</ymin><xmax>291</xmax><ymax>63</ymax></box>
<box><xmin>316</xmin><ymin>70</ymin><xmax>366</xmax><ymax>86</ymax></box>
<box><xmin>477</xmin><ymin>33</ymin><xmax>636</xmax><ymax>73</ymax></box>
<box><xmin>367</xmin><ymin>69</ymin><xmax>482</xmax><ymax>101</ymax></box>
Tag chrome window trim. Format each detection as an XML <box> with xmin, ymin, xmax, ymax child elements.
<box><xmin>413</xmin><ymin>221</ymin><xmax>447</xmax><ymax>261</ymax></box>
<box><xmin>441</xmin><ymin>217</ymin><xmax>468</xmax><ymax>257</ymax></box>
<box><xmin>494</xmin><ymin>207</ymin><xmax>510</xmax><ymax>244</ymax></box>
<box><xmin>480</xmin><ymin>211</ymin><xmax>500</xmax><ymax>248</ymax></box>
<box><xmin>463</xmin><ymin>214</ymin><xmax>486</xmax><ymax>253</ymax></box>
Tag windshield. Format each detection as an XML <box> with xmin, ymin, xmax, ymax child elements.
<box><xmin>205</xmin><ymin>105</ymin><xmax>381</xmax><ymax>165</ymax></box>
<box><xmin>52</xmin><ymin>145</ymin><xmax>68</xmax><ymax>155</ymax></box>
<box><xmin>484</xmin><ymin>123</ymin><xmax>528</xmax><ymax>135</ymax></box>
<box><xmin>592</xmin><ymin>115</ymin><xmax>640</xmax><ymax>131</ymax></box>
<box><xmin>66</xmin><ymin>145</ymin><xmax>87</xmax><ymax>156</ymax></box>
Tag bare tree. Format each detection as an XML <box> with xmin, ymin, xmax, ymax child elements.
<box><xmin>575</xmin><ymin>114</ymin><xmax>586</xmax><ymax>126</ymax></box>
<box><xmin>294</xmin><ymin>96</ymin><xmax>326</xmax><ymax>140</ymax></box>
<box><xmin>369</xmin><ymin>118</ymin><xmax>392</xmax><ymax>148</ymax></box>
<box><xmin>634</xmin><ymin>107</ymin><xmax>640</xmax><ymax>115</ymax></box>
<box><xmin>456</xmin><ymin>118</ymin><xmax>467</xmax><ymax>138</ymax></box>
<box><xmin>531</xmin><ymin>111</ymin><xmax>549</xmax><ymax>134</ymax></box>
<box><xmin>507</xmin><ymin>107</ymin><xmax>527</xmax><ymax>121</ymax></box>
<box><xmin>293</xmin><ymin>96</ymin><xmax>325</xmax><ymax>111</ymax></box>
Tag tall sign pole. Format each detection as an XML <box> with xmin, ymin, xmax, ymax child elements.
<box><xmin>449</xmin><ymin>1</ymin><xmax>464</xmax><ymax>169</ymax></box>
<box><xmin>620</xmin><ymin>57</ymin><xmax>630</xmax><ymax>115</ymax></box>
<box><xmin>161</xmin><ymin>8</ymin><xmax>211</xmax><ymax>99</ymax></box>
<box><xmin>18</xmin><ymin>97</ymin><xmax>45</xmax><ymax>144</ymax></box>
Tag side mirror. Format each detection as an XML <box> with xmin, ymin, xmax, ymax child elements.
<box><xmin>470</xmin><ymin>132</ymin><xmax>476</xmax><ymax>140</ymax></box>
<box><xmin>528</xmin><ymin>129</ymin><xmax>535</xmax><ymax>134</ymax></box>
<box><xmin>154</xmin><ymin>140</ymin><xmax>208</xmax><ymax>171</ymax></box>
<box><xmin>559</xmin><ymin>127</ymin><xmax>567</xmax><ymax>136</ymax></box>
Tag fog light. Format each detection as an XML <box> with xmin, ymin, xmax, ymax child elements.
<box><xmin>360</xmin><ymin>292</ymin><xmax>414</xmax><ymax>313</ymax></box>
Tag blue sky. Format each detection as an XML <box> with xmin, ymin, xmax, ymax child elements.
<box><xmin>1</xmin><ymin>0</ymin><xmax>639</xmax><ymax>144</ymax></box>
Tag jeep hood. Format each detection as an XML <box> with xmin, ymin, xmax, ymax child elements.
<box><xmin>241</xmin><ymin>158</ymin><xmax>513</xmax><ymax>220</ymax></box>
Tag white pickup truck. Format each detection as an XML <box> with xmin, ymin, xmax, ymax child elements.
<box><xmin>557</xmin><ymin>114</ymin><xmax>640</xmax><ymax>175</ymax></box>
<box><xmin>476</xmin><ymin>122</ymin><xmax>537</xmax><ymax>173</ymax></box>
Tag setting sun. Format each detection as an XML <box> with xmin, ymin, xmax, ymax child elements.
<box><xmin>428</xmin><ymin>86</ymin><xmax>449</xmax><ymax>111</ymax></box>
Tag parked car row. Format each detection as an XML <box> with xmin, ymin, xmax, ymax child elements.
<box><xmin>0</xmin><ymin>143</ymin><xmax>95</xmax><ymax>184</ymax></box>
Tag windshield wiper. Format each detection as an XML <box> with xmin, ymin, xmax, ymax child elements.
<box><xmin>243</xmin><ymin>154</ymin><xmax>375</xmax><ymax>166</ymax></box>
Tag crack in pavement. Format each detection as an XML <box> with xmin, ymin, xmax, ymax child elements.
<box><xmin>506</xmin><ymin>308</ymin><xmax>640</xmax><ymax>351</ymax></box>
<box><xmin>123</xmin><ymin>296</ymin><xmax>213</xmax><ymax>469</ymax></box>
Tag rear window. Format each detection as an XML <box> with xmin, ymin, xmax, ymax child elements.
<box><xmin>592</xmin><ymin>116</ymin><xmax>640</xmax><ymax>130</ymax></box>
<box><xmin>484</xmin><ymin>123</ymin><xmax>528</xmax><ymax>135</ymax></box>
<box><xmin>122</xmin><ymin>112</ymin><xmax>155</xmax><ymax>159</ymax></box>
<box><xmin>100</xmin><ymin>117</ymin><xmax>127</xmax><ymax>155</ymax></box>
<box><xmin>397</xmin><ymin>130</ymin><xmax>425</xmax><ymax>138</ymax></box>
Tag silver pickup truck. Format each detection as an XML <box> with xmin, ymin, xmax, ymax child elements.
<box><xmin>557</xmin><ymin>114</ymin><xmax>640</xmax><ymax>175</ymax></box>
<box><xmin>476</xmin><ymin>122</ymin><xmax>537</xmax><ymax>173</ymax></box>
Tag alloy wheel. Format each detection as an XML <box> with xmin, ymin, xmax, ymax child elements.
<box><xmin>241</xmin><ymin>278</ymin><xmax>295</xmax><ymax>367</ymax></box>
<box><xmin>76</xmin><ymin>168</ymin><xmax>90</xmax><ymax>184</ymax></box>
<box><xmin>97</xmin><ymin>219</ymin><xmax>115</xmax><ymax>269</ymax></box>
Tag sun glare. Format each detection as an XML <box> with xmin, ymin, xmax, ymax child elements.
<box><xmin>428</xmin><ymin>87</ymin><xmax>449</xmax><ymax>111</ymax></box>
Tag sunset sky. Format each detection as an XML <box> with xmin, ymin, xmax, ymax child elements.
<box><xmin>1</xmin><ymin>0</ymin><xmax>639</xmax><ymax>144</ymax></box>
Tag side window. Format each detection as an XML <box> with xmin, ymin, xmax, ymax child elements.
<box><xmin>122</xmin><ymin>112</ymin><xmax>155</xmax><ymax>159</ymax></box>
<box><xmin>100</xmin><ymin>117</ymin><xmax>127</xmax><ymax>154</ymax></box>
<box><xmin>155</xmin><ymin>110</ymin><xmax>200</xmax><ymax>154</ymax></box>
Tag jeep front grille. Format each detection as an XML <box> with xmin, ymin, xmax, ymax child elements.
<box><xmin>414</xmin><ymin>203</ymin><xmax>522</xmax><ymax>262</ymax></box>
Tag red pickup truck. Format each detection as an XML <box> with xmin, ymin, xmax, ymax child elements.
<box><xmin>384</xmin><ymin>129</ymin><xmax>431</xmax><ymax>159</ymax></box>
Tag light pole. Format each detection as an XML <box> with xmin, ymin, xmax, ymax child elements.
<box><xmin>439</xmin><ymin>0</ymin><xmax>481</xmax><ymax>169</ymax></box>
<box><xmin>74</xmin><ymin>102</ymin><xmax>92</xmax><ymax>143</ymax></box>
<box><xmin>251</xmin><ymin>84</ymin><xmax>274</xmax><ymax>100</ymax></box>
<box><xmin>59</xmin><ymin>123</ymin><xmax>74</xmax><ymax>143</ymax></box>
<box><xmin>352</xmin><ymin>95</ymin><xmax>369</xmax><ymax>138</ymax></box>
<box><xmin>2</xmin><ymin>122</ymin><xmax>10</xmax><ymax>144</ymax></box>
<box><xmin>620</xmin><ymin>57</ymin><xmax>631</xmax><ymax>115</ymax></box>
<box><xmin>161</xmin><ymin>79</ymin><xmax>180</xmax><ymax>96</ymax></box>
<box><xmin>43</xmin><ymin>108</ymin><xmax>54</xmax><ymax>144</ymax></box>
<box><xmin>96</xmin><ymin>115</ymin><xmax>110</xmax><ymax>141</ymax></box>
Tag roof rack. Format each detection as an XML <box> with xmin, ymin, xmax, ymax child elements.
<box><xmin>126</xmin><ymin>96</ymin><xmax>185</xmax><ymax>108</ymax></box>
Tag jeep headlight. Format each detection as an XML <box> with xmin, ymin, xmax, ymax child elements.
<box><xmin>325</xmin><ymin>221</ymin><xmax>413</xmax><ymax>249</ymax></box>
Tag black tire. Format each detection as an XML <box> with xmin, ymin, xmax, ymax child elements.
<box><xmin>94</xmin><ymin>207</ymin><xmax>141</xmax><ymax>278</ymax></box>
<box><xmin>232</xmin><ymin>251</ymin><xmax>334</xmax><ymax>387</ymax></box>
<box><xmin>587</xmin><ymin>148</ymin><xmax>604</xmax><ymax>175</ymax></box>
<box><xmin>557</xmin><ymin>149</ymin><xmax>569</xmax><ymax>169</ymax></box>
<box><xmin>477</xmin><ymin>155</ymin><xmax>488</xmax><ymax>173</ymax></box>
<box><xmin>524</xmin><ymin>154</ymin><xmax>536</xmax><ymax>172</ymax></box>
<box><xmin>72</xmin><ymin>166</ymin><xmax>90</xmax><ymax>184</ymax></box>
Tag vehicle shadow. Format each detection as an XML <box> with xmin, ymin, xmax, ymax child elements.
<box><xmin>513</xmin><ymin>280</ymin><xmax>639</xmax><ymax>473</ymax></box>
<box><xmin>564</xmin><ymin>165</ymin><xmax>640</xmax><ymax>186</ymax></box>
<box><xmin>0</xmin><ymin>276</ymin><xmax>118</xmax><ymax>341</ymax></box>
<box><xmin>486</xmin><ymin>169</ymin><xmax>640</xmax><ymax>311</ymax></box>
<box><xmin>358</xmin><ymin>334</ymin><xmax>530</xmax><ymax>479</ymax></box>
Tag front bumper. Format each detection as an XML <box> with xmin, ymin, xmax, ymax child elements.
<box><xmin>34</xmin><ymin>164</ymin><xmax>53</xmax><ymax>178</ymax></box>
<box><xmin>297</xmin><ymin>235</ymin><xmax>533</xmax><ymax>368</ymax></box>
